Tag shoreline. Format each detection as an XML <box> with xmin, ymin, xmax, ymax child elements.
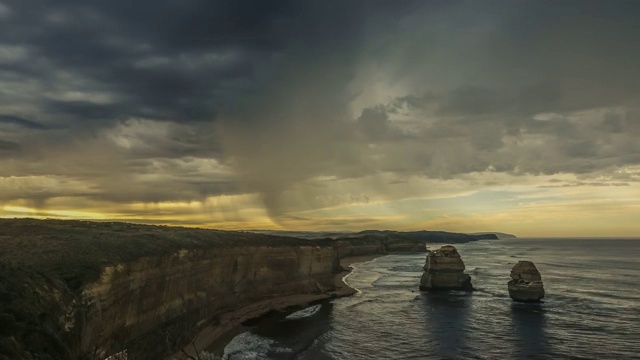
<box><xmin>171</xmin><ymin>254</ymin><xmax>385</xmax><ymax>359</ymax></box>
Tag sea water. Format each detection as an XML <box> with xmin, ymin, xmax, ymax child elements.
<box><xmin>213</xmin><ymin>239</ymin><xmax>640</xmax><ymax>359</ymax></box>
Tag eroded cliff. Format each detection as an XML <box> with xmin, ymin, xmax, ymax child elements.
<box><xmin>0</xmin><ymin>220</ymin><xmax>489</xmax><ymax>360</ymax></box>
<box><xmin>85</xmin><ymin>246</ymin><xmax>340</xmax><ymax>359</ymax></box>
<box><xmin>333</xmin><ymin>230</ymin><xmax>485</xmax><ymax>258</ymax></box>
<box><xmin>0</xmin><ymin>220</ymin><xmax>341</xmax><ymax>360</ymax></box>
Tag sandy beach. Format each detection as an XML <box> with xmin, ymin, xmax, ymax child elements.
<box><xmin>340</xmin><ymin>254</ymin><xmax>385</xmax><ymax>268</ymax></box>
<box><xmin>171</xmin><ymin>254</ymin><xmax>385</xmax><ymax>359</ymax></box>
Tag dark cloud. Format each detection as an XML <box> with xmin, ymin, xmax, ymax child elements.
<box><xmin>0</xmin><ymin>139</ymin><xmax>20</xmax><ymax>151</ymax></box>
<box><xmin>43</xmin><ymin>100</ymin><xmax>124</xmax><ymax>122</ymax></box>
<box><xmin>437</xmin><ymin>86</ymin><xmax>502</xmax><ymax>117</ymax></box>
<box><xmin>561</xmin><ymin>140</ymin><xmax>599</xmax><ymax>159</ymax></box>
<box><xmin>0</xmin><ymin>114</ymin><xmax>46</xmax><ymax>129</ymax></box>
<box><xmin>599</xmin><ymin>113</ymin><xmax>624</xmax><ymax>133</ymax></box>
<box><xmin>1</xmin><ymin>0</ymin><xmax>639</xmax><ymax>221</ymax></box>
<box><xmin>357</xmin><ymin>107</ymin><xmax>394</xmax><ymax>141</ymax></box>
<box><xmin>0</xmin><ymin>0</ymin><xmax>299</xmax><ymax>127</ymax></box>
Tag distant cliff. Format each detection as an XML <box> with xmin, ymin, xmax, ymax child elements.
<box><xmin>0</xmin><ymin>220</ymin><xmax>493</xmax><ymax>360</ymax></box>
<box><xmin>469</xmin><ymin>232</ymin><xmax>517</xmax><ymax>240</ymax></box>
<box><xmin>333</xmin><ymin>230</ymin><xmax>492</xmax><ymax>257</ymax></box>
<box><xmin>251</xmin><ymin>229</ymin><xmax>497</xmax><ymax>242</ymax></box>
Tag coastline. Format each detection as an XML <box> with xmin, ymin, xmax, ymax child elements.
<box><xmin>341</xmin><ymin>254</ymin><xmax>385</xmax><ymax>268</ymax></box>
<box><xmin>0</xmin><ymin>219</ymin><xmax>493</xmax><ymax>359</ymax></box>
<box><xmin>172</xmin><ymin>254</ymin><xmax>385</xmax><ymax>359</ymax></box>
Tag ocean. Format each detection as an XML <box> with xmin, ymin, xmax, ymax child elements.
<box><xmin>211</xmin><ymin>239</ymin><xmax>640</xmax><ymax>359</ymax></box>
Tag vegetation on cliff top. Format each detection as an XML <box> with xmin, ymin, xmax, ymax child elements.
<box><xmin>0</xmin><ymin>219</ymin><xmax>497</xmax><ymax>291</ymax></box>
<box><xmin>0</xmin><ymin>219</ymin><xmax>334</xmax><ymax>290</ymax></box>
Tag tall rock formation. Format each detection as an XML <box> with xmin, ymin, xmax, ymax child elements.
<box><xmin>419</xmin><ymin>245</ymin><xmax>473</xmax><ymax>291</ymax></box>
<box><xmin>508</xmin><ymin>261</ymin><xmax>545</xmax><ymax>302</ymax></box>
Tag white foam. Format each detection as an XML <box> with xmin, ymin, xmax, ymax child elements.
<box><xmin>284</xmin><ymin>304</ymin><xmax>322</xmax><ymax>320</ymax></box>
<box><xmin>222</xmin><ymin>332</ymin><xmax>273</xmax><ymax>360</ymax></box>
<box><xmin>222</xmin><ymin>331</ymin><xmax>291</xmax><ymax>360</ymax></box>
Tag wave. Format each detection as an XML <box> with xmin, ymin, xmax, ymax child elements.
<box><xmin>222</xmin><ymin>332</ymin><xmax>290</xmax><ymax>360</ymax></box>
<box><xmin>283</xmin><ymin>304</ymin><xmax>322</xmax><ymax>320</ymax></box>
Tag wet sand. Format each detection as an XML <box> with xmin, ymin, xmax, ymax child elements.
<box><xmin>340</xmin><ymin>254</ymin><xmax>385</xmax><ymax>268</ymax></box>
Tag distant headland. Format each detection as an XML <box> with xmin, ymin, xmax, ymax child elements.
<box><xmin>469</xmin><ymin>232</ymin><xmax>518</xmax><ymax>239</ymax></box>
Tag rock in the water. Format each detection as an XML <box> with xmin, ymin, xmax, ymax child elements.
<box><xmin>508</xmin><ymin>261</ymin><xmax>545</xmax><ymax>302</ymax></box>
<box><xmin>419</xmin><ymin>245</ymin><xmax>472</xmax><ymax>291</ymax></box>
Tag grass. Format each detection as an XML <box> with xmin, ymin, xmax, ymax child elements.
<box><xmin>0</xmin><ymin>218</ymin><xmax>332</xmax><ymax>291</ymax></box>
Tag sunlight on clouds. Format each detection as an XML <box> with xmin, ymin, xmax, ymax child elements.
<box><xmin>2</xmin><ymin>205</ymin><xmax>109</xmax><ymax>219</ymax></box>
<box><xmin>0</xmin><ymin>193</ymin><xmax>278</xmax><ymax>230</ymax></box>
<box><xmin>532</xmin><ymin>112</ymin><xmax>563</xmax><ymax>122</ymax></box>
<box><xmin>46</xmin><ymin>90</ymin><xmax>115</xmax><ymax>104</ymax></box>
<box><xmin>411</xmin><ymin>184</ymin><xmax>640</xmax><ymax>237</ymax></box>
<box><xmin>1</xmin><ymin>171</ymin><xmax>638</xmax><ymax>236</ymax></box>
<box><xmin>106</xmin><ymin>118</ymin><xmax>173</xmax><ymax>150</ymax></box>
<box><xmin>2</xmin><ymin>1</ymin><xmax>640</xmax><ymax>237</ymax></box>
<box><xmin>616</xmin><ymin>165</ymin><xmax>640</xmax><ymax>176</ymax></box>
<box><xmin>270</xmin><ymin>174</ymin><xmax>640</xmax><ymax>236</ymax></box>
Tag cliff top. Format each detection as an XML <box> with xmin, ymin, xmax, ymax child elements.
<box><xmin>469</xmin><ymin>232</ymin><xmax>517</xmax><ymax>239</ymax></box>
<box><xmin>0</xmin><ymin>218</ymin><xmax>331</xmax><ymax>290</ymax></box>
<box><xmin>0</xmin><ymin>219</ymin><xmax>492</xmax><ymax>291</ymax></box>
<box><xmin>341</xmin><ymin>230</ymin><xmax>490</xmax><ymax>243</ymax></box>
<box><xmin>427</xmin><ymin>245</ymin><xmax>460</xmax><ymax>256</ymax></box>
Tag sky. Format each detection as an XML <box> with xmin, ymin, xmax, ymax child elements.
<box><xmin>1</xmin><ymin>0</ymin><xmax>639</xmax><ymax>237</ymax></box>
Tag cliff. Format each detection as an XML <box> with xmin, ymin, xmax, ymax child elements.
<box><xmin>333</xmin><ymin>230</ymin><xmax>489</xmax><ymax>258</ymax></box>
<box><xmin>0</xmin><ymin>219</ymin><xmax>490</xmax><ymax>360</ymax></box>
<box><xmin>469</xmin><ymin>232</ymin><xmax>517</xmax><ymax>240</ymax></box>
<box><xmin>0</xmin><ymin>220</ymin><xmax>341</xmax><ymax>360</ymax></box>
<box><xmin>247</xmin><ymin>229</ymin><xmax>488</xmax><ymax>260</ymax></box>
<box><xmin>351</xmin><ymin>230</ymin><xmax>491</xmax><ymax>243</ymax></box>
<box><xmin>253</xmin><ymin>229</ymin><xmax>494</xmax><ymax>243</ymax></box>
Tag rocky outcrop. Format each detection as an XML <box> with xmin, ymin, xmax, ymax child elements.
<box><xmin>508</xmin><ymin>261</ymin><xmax>545</xmax><ymax>302</ymax></box>
<box><xmin>419</xmin><ymin>245</ymin><xmax>472</xmax><ymax>291</ymax></box>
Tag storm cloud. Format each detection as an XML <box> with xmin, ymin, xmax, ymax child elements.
<box><xmin>1</xmin><ymin>0</ymin><xmax>639</xmax><ymax>231</ymax></box>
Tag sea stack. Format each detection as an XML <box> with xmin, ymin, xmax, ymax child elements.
<box><xmin>508</xmin><ymin>261</ymin><xmax>545</xmax><ymax>302</ymax></box>
<box><xmin>419</xmin><ymin>245</ymin><xmax>472</xmax><ymax>291</ymax></box>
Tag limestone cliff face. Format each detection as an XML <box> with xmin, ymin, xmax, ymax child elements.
<box><xmin>333</xmin><ymin>234</ymin><xmax>433</xmax><ymax>258</ymax></box>
<box><xmin>508</xmin><ymin>261</ymin><xmax>545</xmax><ymax>302</ymax></box>
<box><xmin>80</xmin><ymin>246</ymin><xmax>337</xmax><ymax>359</ymax></box>
<box><xmin>419</xmin><ymin>245</ymin><xmax>472</xmax><ymax>291</ymax></box>
<box><xmin>0</xmin><ymin>220</ymin><xmax>342</xmax><ymax>360</ymax></box>
<box><xmin>510</xmin><ymin>260</ymin><xmax>542</xmax><ymax>282</ymax></box>
<box><xmin>334</xmin><ymin>238</ymin><xmax>385</xmax><ymax>258</ymax></box>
